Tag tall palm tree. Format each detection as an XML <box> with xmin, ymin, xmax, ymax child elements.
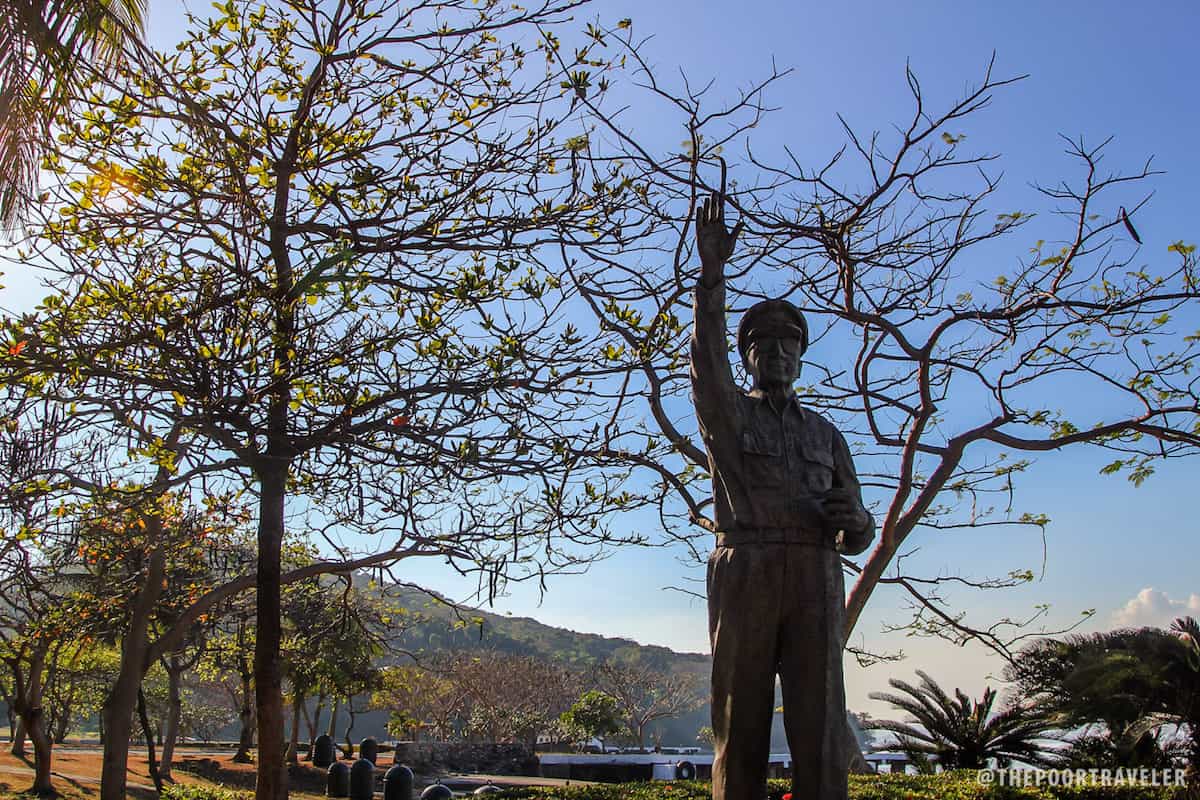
<box><xmin>0</xmin><ymin>0</ymin><xmax>147</xmax><ymax>229</ymax></box>
<box><xmin>868</xmin><ymin>670</ymin><xmax>1060</xmax><ymax>770</ymax></box>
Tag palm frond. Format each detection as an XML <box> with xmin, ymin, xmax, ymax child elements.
<box><xmin>0</xmin><ymin>0</ymin><xmax>146</xmax><ymax>229</ymax></box>
<box><xmin>870</xmin><ymin>671</ymin><xmax>1060</xmax><ymax>769</ymax></box>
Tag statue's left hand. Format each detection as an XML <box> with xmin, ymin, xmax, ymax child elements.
<box><xmin>820</xmin><ymin>488</ymin><xmax>871</xmax><ymax>537</ymax></box>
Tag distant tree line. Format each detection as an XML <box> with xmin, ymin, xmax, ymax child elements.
<box><xmin>369</xmin><ymin>651</ymin><xmax>705</xmax><ymax>751</ymax></box>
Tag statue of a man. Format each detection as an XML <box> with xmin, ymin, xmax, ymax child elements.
<box><xmin>690</xmin><ymin>174</ymin><xmax>875</xmax><ymax>800</ymax></box>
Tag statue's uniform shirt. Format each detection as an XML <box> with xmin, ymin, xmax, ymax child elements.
<box><xmin>690</xmin><ymin>280</ymin><xmax>874</xmax><ymax>800</ymax></box>
<box><xmin>699</xmin><ymin>390</ymin><xmax>869</xmax><ymax>543</ymax></box>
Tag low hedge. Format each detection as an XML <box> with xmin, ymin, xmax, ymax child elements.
<box><xmin>157</xmin><ymin>770</ymin><xmax>1191</xmax><ymax>800</ymax></box>
<box><xmin>846</xmin><ymin>771</ymin><xmax>1182</xmax><ymax>799</ymax></box>
<box><xmin>161</xmin><ymin>786</ymin><xmax>254</xmax><ymax>800</ymax></box>
<box><xmin>493</xmin><ymin>771</ymin><xmax>1189</xmax><ymax>800</ymax></box>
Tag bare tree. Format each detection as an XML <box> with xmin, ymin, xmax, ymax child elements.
<box><xmin>371</xmin><ymin>661</ymin><xmax>467</xmax><ymax>743</ymax></box>
<box><xmin>371</xmin><ymin>652</ymin><xmax>583</xmax><ymax>746</ymax></box>
<box><xmin>556</xmin><ymin>42</ymin><xmax>1199</xmax><ymax>664</ymax></box>
<box><xmin>593</xmin><ymin>660</ymin><xmax>704</xmax><ymax>749</ymax></box>
<box><xmin>451</xmin><ymin>652</ymin><xmax>583</xmax><ymax>747</ymax></box>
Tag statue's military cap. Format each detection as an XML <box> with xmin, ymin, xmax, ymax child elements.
<box><xmin>736</xmin><ymin>299</ymin><xmax>809</xmax><ymax>358</ymax></box>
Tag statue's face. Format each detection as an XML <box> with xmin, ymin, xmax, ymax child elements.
<box><xmin>746</xmin><ymin>336</ymin><xmax>802</xmax><ymax>389</ymax></box>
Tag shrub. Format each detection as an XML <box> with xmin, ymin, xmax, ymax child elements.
<box><xmin>491</xmin><ymin>772</ymin><xmax>1185</xmax><ymax>800</ymax></box>
<box><xmin>161</xmin><ymin>786</ymin><xmax>254</xmax><ymax>800</ymax></box>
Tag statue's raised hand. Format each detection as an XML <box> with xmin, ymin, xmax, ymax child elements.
<box><xmin>696</xmin><ymin>159</ymin><xmax>743</xmax><ymax>287</ymax></box>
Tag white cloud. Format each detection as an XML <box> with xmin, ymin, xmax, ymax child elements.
<box><xmin>1111</xmin><ymin>587</ymin><xmax>1200</xmax><ymax>628</ymax></box>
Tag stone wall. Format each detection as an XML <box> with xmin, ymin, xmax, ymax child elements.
<box><xmin>390</xmin><ymin>741</ymin><xmax>538</xmax><ymax>776</ymax></box>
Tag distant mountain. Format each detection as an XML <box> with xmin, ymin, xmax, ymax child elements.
<box><xmin>380</xmin><ymin>583</ymin><xmax>709</xmax><ymax>673</ymax></box>
<box><xmin>335</xmin><ymin>581</ymin><xmax>714</xmax><ymax>747</ymax></box>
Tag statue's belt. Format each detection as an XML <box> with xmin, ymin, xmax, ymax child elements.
<box><xmin>715</xmin><ymin>528</ymin><xmax>829</xmax><ymax>547</ymax></box>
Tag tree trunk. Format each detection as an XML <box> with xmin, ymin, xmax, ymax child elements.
<box><xmin>629</xmin><ymin>719</ymin><xmax>643</xmax><ymax>751</ymax></box>
<box><xmin>232</xmin><ymin>633</ymin><xmax>256</xmax><ymax>767</ymax></box>
<box><xmin>343</xmin><ymin>699</ymin><xmax>358</xmax><ymax>757</ymax></box>
<box><xmin>160</xmin><ymin>655</ymin><xmax>184</xmax><ymax>781</ymax></box>
<box><xmin>137</xmin><ymin>687</ymin><xmax>163</xmax><ymax>794</ymax></box>
<box><xmin>307</xmin><ymin>696</ymin><xmax>324</xmax><ymax>744</ymax></box>
<box><xmin>286</xmin><ymin>692</ymin><xmax>303</xmax><ymax>764</ymax></box>
<box><xmin>51</xmin><ymin>700</ymin><xmax>71</xmax><ymax>744</ymax></box>
<box><xmin>10</xmin><ymin>717</ymin><xmax>26</xmax><ymax>757</ymax></box>
<box><xmin>254</xmin><ymin>463</ymin><xmax>288</xmax><ymax>800</ymax></box>
<box><xmin>25</xmin><ymin>706</ymin><xmax>54</xmax><ymax>796</ymax></box>
<box><xmin>100</xmin><ymin>526</ymin><xmax>167</xmax><ymax>800</ymax></box>
<box><xmin>45</xmin><ymin>645</ymin><xmax>79</xmax><ymax>748</ymax></box>
<box><xmin>327</xmin><ymin>697</ymin><xmax>339</xmax><ymax>738</ymax></box>
<box><xmin>234</xmin><ymin>708</ymin><xmax>256</xmax><ymax>762</ymax></box>
<box><xmin>11</xmin><ymin>647</ymin><xmax>55</xmax><ymax>795</ymax></box>
<box><xmin>300</xmin><ymin>700</ymin><xmax>315</xmax><ymax>760</ymax></box>
<box><xmin>99</xmin><ymin>663</ymin><xmax>142</xmax><ymax>800</ymax></box>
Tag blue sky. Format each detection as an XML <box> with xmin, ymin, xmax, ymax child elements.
<box><xmin>441</xmin><ymin>0</ymin><xmax>1198</xmax><ymax>715</ymax></box>
<box><xmin>422</xmin><ymin>0</ymin><xmax>1198</xmax><ymax>714</ymax></box>
<box><xmin>2</xmin><ymin>0</ymin><xmax>1196</xmax><ymax>720</ymax></box>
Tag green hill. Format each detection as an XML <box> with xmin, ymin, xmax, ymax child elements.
<box><xmin>350</xmin><ymin>581</ymin><xmax>713</xmax><ymax>747</ymax></box>
<box><xmin>381</xmin><ymin>583</ymin><xmax>709</xmax><ymax>673</ymax></box>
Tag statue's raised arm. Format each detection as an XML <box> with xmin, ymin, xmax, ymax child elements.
<box><xmin>689</xmin><ymin>161</ymin><xmax>744</xmax><ymax>442</ymax></box>
<box><xmin>695</xmin><ymin>159</ymin><xmax>743</xmax><ymax>289</ymax></box>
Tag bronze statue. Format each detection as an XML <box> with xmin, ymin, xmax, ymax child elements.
<box><xmin>690</xmin><ymin>166</ymin><xmax>874</xmax><ymax>800</ymax></box>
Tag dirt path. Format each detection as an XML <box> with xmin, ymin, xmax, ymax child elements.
<box><xmin>0</xmin><ymin>748</ymin><xmax>592</xmax><ymax>797</ymax></box>
<box><xmin>0</xmin><ymin>762</ymin><xmax>158</xmax><ymax>793</ymax></box>
<box><xmin>0</xmin><ymin>749</ymin><xmax>336</xmax><ymax>799</ymax></box>
<box><xmin>0</xmin><ymin>750</ymin><xmax>163</xmax><ymax>788</ymax></box>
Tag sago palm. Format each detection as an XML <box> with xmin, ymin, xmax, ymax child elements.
<box><xmin>0</xmin><ymin>0</ymin><xmax>147</xmax><ymax>228</ymax></box>
<box><xmin>1169</xmin><ymin>616</ymin><xmax>1200</xmax><ymax>770</ymax></box>
<box><xmin>868</xmin><ymin>670</ymin><xmax>1060</xmax><ymax>769</ymax></box>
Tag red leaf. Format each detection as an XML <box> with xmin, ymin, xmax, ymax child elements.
<box><xmin>391</xmin><ymin>415</ymin><xmax>409</xmax><ymax>428</ymax></box>
<box><xmin>7</xmin><ymin>341</ymin><xmax>26</xmax><ymax>356</ymax></box>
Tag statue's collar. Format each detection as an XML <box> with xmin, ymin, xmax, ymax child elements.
<box><xmin>747</xmin><ymin>388</ymin><xmax>806</xmax><ymax>417</ymax></box>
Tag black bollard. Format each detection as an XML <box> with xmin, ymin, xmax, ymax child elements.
<box><xmin>420</xmin><ymin>783</ymin><xmax>453</xmax><ymax>800</ymax></box>
<box><xmin>350</xmin><ymin>758</ymin><xmax>375</xmax><ymax>800</ymax></box>
<box><xmin>474</xmin><ymin>784</ymin><xmax>503</xmax><ymax>795</ymax></box>
<box><xmin>359</xmin><ymin>736</ymin><xmax>379</xmax><ymax>765</ymax></box>
<box><xmin>327</xmin><ymin>761</ymin><xmax>351</xmax><ymax>798</ymax></box>
<box><xmin>313</xmin><ymin>734</ymin><xmax>336</xmax><ymax>768</ymax></box>
<box><xmin>384</xmin><ymin>764</ymin><xmax>414</xmax><ymax>800</ymax></box>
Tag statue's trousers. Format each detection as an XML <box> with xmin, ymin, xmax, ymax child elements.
<box><xmin>708</xmin><ymin>540</ymin><xmax>849</xmax><ymax>800</ymax></box>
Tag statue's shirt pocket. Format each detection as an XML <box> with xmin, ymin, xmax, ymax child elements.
<box><xmin>796</xmin><ymin>432</ymin><xmax>835</xmax><ymax>493</ymax></box>
<box><xmin>741</xmin><ymin>430</ymin><xmax>782</xmax><ymax>487</ymax></box>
